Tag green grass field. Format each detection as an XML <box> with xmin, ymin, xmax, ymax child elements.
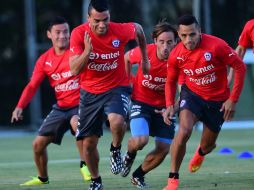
<box><xmin>0</xmin><ymin>129</ymin><xmax>254</xmax><ymax>190</ymax></box>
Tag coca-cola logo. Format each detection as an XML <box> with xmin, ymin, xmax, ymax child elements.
<box><xmin>189</xmin><ymin>72</ymin><xmax>216</xmax><ymax>85</ymax></box>
<box><xmin>55</xmin><ymin>79</ymin><xmax>79</xmax><ymax>92</ymax></box>
<box><xmin>142</xmin><ymin>80</ymin><xmax>165</xmax><ymax>91</ymax></box>
<box><xmin>87</xmin><ymin>60</ymin><xmax>118</xmax><ymax>71</ymax></box>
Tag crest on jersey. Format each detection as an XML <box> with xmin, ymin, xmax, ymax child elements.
<box><xmin>112</xmin><ymin>39</ymin><xmax>120</xmax><ymax>47</ymax></box>
<box><xmin>180</xmin><ymin>100</ymin><xmax>186</xmax><ymax>108</ymax></box>
<box><xmin>204</xmin><ymin>52</ymin><xmax>212</xmax><ymax>61</ymax></box>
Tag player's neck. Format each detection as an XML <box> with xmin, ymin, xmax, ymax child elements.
<box><xmin>54</xmin><ymin>47</ymin><xmax>66</xmax><ymax>55</ymax></box>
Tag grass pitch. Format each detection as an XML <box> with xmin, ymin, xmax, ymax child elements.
<box><xmin>0</xmin><ymin>128</ymin><xmax>253</xmax><ymax>190</ymax></box>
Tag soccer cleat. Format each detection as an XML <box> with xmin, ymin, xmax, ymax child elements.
<box><xmin>80</xmin><ymin>165</ymin><xmax>91</xmax><ymax>181</ymax></box>
<box><xmin>20</xmin><ymin>176</ymin><xmax>49</xmax><ymax>186</ymax></box>
<box><xmin>131</xmin><ymin>175</ymin><xmax>147</xmax><ymax>189</ymax></box>
<box><xmin>189</xmin><ymin>146</ymin><xmax>205</xmax><ymax>173</ymax></box>
<box><xmin>88</xmin><ymin>180</ymin><xmax>103</xmax><ymax>190</ymax></box>
<box><xmin>110</xmin><ymin>148</ymin><xmax>123</xmax><ymax>175</ymax></box>
<box><xmin>163</xmin><ymin>178</ymin><xmax>179</xmax><ymax>190</ymax></box>
<box><xmin>121</xmin><ymin>152</ymin><xmax>135</xmax><ymax>177</ymax></box>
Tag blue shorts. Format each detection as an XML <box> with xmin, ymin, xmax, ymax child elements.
<box><xmin>38</xmin><ymin>104</ymin><xmax>78</xmax><ymax>145</ymax></box>
<box><xmin>130</xmin><ymin>100</ymin><xmax>175</xmax><ymax>144</ymax></box>
<box><xmin>179</xmin><ymin>85</ymin><xmax>224</xmax><ymax>133</ymax></box>
<box><xmin>76</xmin><ymin>86</ymin><xmax>131</xmax><ymax>140</ymax></box>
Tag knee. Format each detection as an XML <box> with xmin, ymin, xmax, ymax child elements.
<box><xmin>108</xmin><ymin>114</ymin><xmax>125</xmax><ymax>130</ymax></box>
<box><xmin>70</xmin><ymin>115</ymin><xmax>79</xmax><ymax>131</ymax></box>
<box><xmin>83</xmin><ymin>138</ymin><xmax>97</xmax><ymax>154</ymax></box>
<box><xmin>156</xmin><ymin>144</ymin><xmax>170</xmax><ymax>157</ymax></box>
<box><xmin>130</xmin><ymin>137</ymin><xmax>148</xmax><ymax>151</ymax></box>
<box><xmin>178</xmin><ymin>126</ymin><xmax>192</xmax><ymax>142</ymax></box>
<box><xmin>32</xmin><ymin>140</ymin><xmax>43</xmax><ymax>153</ymax></box>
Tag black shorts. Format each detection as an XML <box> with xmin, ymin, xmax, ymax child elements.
<box><xmin>130</xmin><ymin>100</ymin><xmax>175</xmax><ymax>141</ymax></box>
<box><xmin>38</xmin><ymin>104</ymin><xmax>78</xmax><ymax>145</ymax></box>
<box><xmin>76</xmin><ymin>86</ymin><xmax>131</xmax><ymax>140</ymax></box>
<box><xmin>179</xmin><ymin>85</ymin><xmax>224</xmax><ymax>133</ymax></box>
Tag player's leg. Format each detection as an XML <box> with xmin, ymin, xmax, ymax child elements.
<box><xmin>76</xmin><ymin>88</ymin><xmax>104</xmax><ymax>189</ymax></box>
<box><xmin>121</xmin><ymin>117</ymin><xmax>149</xmax><ymax>177</ymax></box>
<box><xmin>200</xmin><ymin>124</ymin><xmax>219</xmax><ymax>154</ymax></box>
<box><xmin>108</xmin><ymin>113</ymin><xmax>126</xmax><ymax>148</ymax></box>
<box><xmin>132</xmin><ymin>140</ymin><xmax>169</xmax><ymax>189</ymax></box>
<box><xmin>189</xmin><ymin>100</ymin><xmax>223</xmax><ymax>173</ymax></box>
<box><xmin>82</xmin><ymin>136</ymin><xmax>100</xmax><ymax>178</ymax></box>
<box><xmin>33</xmin><ymin>136</ymin><xmax>53</xmax><ymax>179</ymax></box>
<box><xmin>164</xmin><ymin>85</ymin><xmax>201</xmax><ymax>190</ymax></box>
<box><xmin>105</xmin><ymin>86</ymin><xmax>131</xmax><ymax>175</ymax></box>
<box><xmin>107</xmin><ymin>113</ymin><xmax>126</xmax><ymax>174</ymax></box>
<box><xmin>172</xmin><ymin>109</ymin><xmax>197</xmax><ymax>172</ymax></box>
<box><xmin>70</xmin><ymin>115</ymin><xmax>91</xmax><ymax>181</ymax></box>
<box><xmin>20</xmin><ymin>105</ymin><xmax>67</xmax><ymax>186</ymax></box>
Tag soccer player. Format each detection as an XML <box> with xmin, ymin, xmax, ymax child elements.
<box><xmin>236</xmin><ymin>19</ymin><xmax>254</xmax><ymax>59</ymax></box>
<box><xmin>11</xmin><ymin>16</ymin><xmax>91</xmax><ymax>186</ymax></box>
<box><xmin>69</xmin><ymin>0</ymin><xmax>149</xmax><ymax>189</ymax></box>
<box><xmin>162</xmin><ymin>15</ymin><xmax>246</xmax><ymax>190</ymax></box>
<box><xmin>228</xmin><ymin>18</ymin><xmax>254</xmax><ymax>83</ymax></box>
<box><xmin>121</xmin><ymin>21</ymin><xmax>178</xmax><ymax>188</ymax></box>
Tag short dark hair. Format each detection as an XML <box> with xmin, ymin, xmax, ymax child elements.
<box><xmin>48</xmin><ymin>16</ymin><xmax>68</xmax><ymax>31</ymax></box>
<box><xmin>88</xmin><ymin>0</ymin><xmax>109</xmax><ymax>15</ymax></box>
<box><xmin>152</xmin><ymin>19</ymin><xmax>178</xmax><ymax>40</ymax></box>
<box><xmin>177</xmin><ymin>14</ymin><xmax>199</xmax><ymax>26</ymax></box>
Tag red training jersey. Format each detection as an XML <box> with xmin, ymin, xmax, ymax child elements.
<box><xmin>129</xmin><ymin>44</ymin><xmax>184</xmax><ymax>107</ymax></box>
<box><xmin>70</xmin><ymin>22</ymin><xmax>136</xmax><ymax>94</ymax></box>
<box><xmin>17</xmin><ymin>48</ymin><xmax>80</xmax><ymax>109</ymax></box>
<box><xmin>238</xmin><ymin>19</ymin><xmax>254</xmax><ymax>52</ymax></box>
<box><xmin>166</xmin><ymin>34</ymin><xmax>246</xmax><ymax>107</ymax></box>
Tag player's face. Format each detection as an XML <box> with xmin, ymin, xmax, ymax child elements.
<box><xmin>47</xmin><ymin>23</ymin><xmax>70</xmax><ymax>51</ymax></box>
<box><xmin>154</xmin><ymin>31</ymin><xmax>177</xmax><ymax>61</ymax></box>
<box><xmin>178</xmin><ymin>23</ymin><xmax>201</xmax><ymax>50</ymax></box>
<box><xmin>88</xmin><ymin>8</ymin><xmax>110</xmax><ymax>36</ymax></box>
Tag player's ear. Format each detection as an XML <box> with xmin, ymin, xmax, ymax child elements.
<box><xmin>47</xmin><ymin>30</ymin><xmax>51</xmax><ymax>39</ymax></box>
<box><xmin>153</xmin><ymin>38</ymin><xmax>157</xmax><ymax>44</ymax></box>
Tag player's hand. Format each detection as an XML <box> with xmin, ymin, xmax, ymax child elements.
<box><xmin>163</xmin><ymin>106</ymin><xmax>175</xmax><ymax>125</ymax></box>
<box><xmin>220</xmin><ymin>99</ymin><xmax>236</xmax><ymax>121</ymax></box>
<box><xmin>11</xmin><ymin>108</ymin><xmax>23</xmax><ymax>123</ymax></box>
<box><xmin>154</xmin><ymin>108</ymin><xmax>166</xmax><ymax>116</ymax></box>
<box><xmin>84</xmin><ymin>32</ymin><xmax>93</xmax><ymax>55</ymax></box>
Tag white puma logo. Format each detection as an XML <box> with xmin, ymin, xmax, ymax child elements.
<box><xmin>229</xmin><ymin>52</ymin><xmax>235</xmax><ymax>57</ymax></box>
<box><xmin>70</xmin><ymin>47</ymin><xmax>74</xmax><ymax>53</ymax></box>
<box><xmin>45</xmin><ymin>61</ymin><xmax>52</xmax><ymax>67</ymax></box>
<box><xmin>177</xmin><ymin>56</ymin><xmax>185</xmax><ymax>61</ymax></box>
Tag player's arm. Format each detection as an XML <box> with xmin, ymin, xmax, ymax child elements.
<box><xmin>235</xmin><ymin>45</ymin><xmax>247</xmax><ymax>60</ymax></box>
<box><xmin>227</xmin><ymin>45</ymin><xmax>246</xmax><ymax>85</ymax></box>
<box><xmin>163</xmin><ymin>57</ymin><xmax>179</xmax><ymax>125</ymax></box>
<box><xmin>221</xmin><ymin>55</ymin><xmax>246</xmax><ymax>121</ymax></box>
<box><xmin>124</xmin><ymin>50</ymin><xmax>132</xmax><ymax>79</ymax></box>
<box><xmin>11</xmin><ymin>68</ymin><xmax>45</xmax><ymax>123</ymax></box>
<box><xmin>69</xmin><ymin>32</ymin><xmax>92</xmax><ymax>75</ymax></box>
<box><xmin>134</xmin><ymin>23</ymin><xmax>150</xmax><ymax>75</ymax></box>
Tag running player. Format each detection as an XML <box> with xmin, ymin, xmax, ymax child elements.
<box><xmin>69</xmin><ymin>0</ymin><xmax>149</xmax><ymax>189</ymax></box>
<box><xmin>228</xmin><ymin>18</ymin><xmax>254</xmax><ymax>83</ymax></box>
<box><xmin>162</xmin><ymin>15</ymin><xmax>246</xmax><ymax>190</ymax></box>
<box><xmin>121</xmin><ymin>21</ymin><xmax>178</xmax><ymax>189</ymax></box>
<box><xmin>11</xmin><ymin>16</ymin><xmax>91</xmax><ymax>186</ymax></box>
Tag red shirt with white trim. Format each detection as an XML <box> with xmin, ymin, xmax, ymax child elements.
<box><xmin>238</xmin><ymin>19</ymin><xmax>254</xmax><ymax>51</ymax></box>
<box><xmin>70</xmin><ymin>22</ymin><xmax>136</xmax><ymax>94</ymax></box>
<box><xmin>166</xmin><ymin>34</ymin><xmax>246</xmax><ymax>107</ymax></box>
<box><xmin>17</xmin><ymin>48</ymin><xmax>80</xmax><ymax>109</ymax></box>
